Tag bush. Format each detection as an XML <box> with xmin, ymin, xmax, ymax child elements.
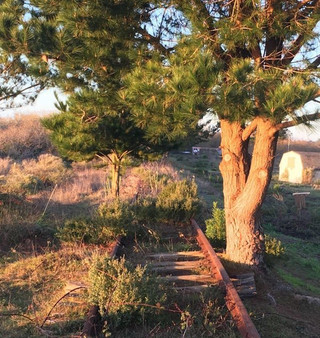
<box><xmin>87</xmin><ymin>256</ymin><xmax>168</xmax><ymax>330</ymax></box>
<box><xmin>58</xmin><ymin>201</ymin><xmax>134</xmax><ymax>244</ymax></box>
<box><xmin>265</xmin><ymin>234</ymin><xmax>285</xmax><ymax>257</ymax></box>
<box><xmin>1</xmin><ymin>164</ymin><xmax>43</xmax><ymax>195</ymax></box>
<box><xmin>205</xmin><ymin>202</ymin><xmax>226</xmax><ymax>248</ymax></box>
<box><xmin>156</xmin><ymin>179</ymin><xmax>201</xmax><ymax>224</ymax></box>
<box><xmin>23</xmin><ymin>154</ymin><xmax>70</xmax><ymax>187</ymax></box>
<box><xmin>1</xmin><ymin>154</ymin><xmax>70</xmax><ymax>195</ymax></box>
<box><xmin>57</xmin><ymin>217</ymin><xmax>125</xmax><ymax>245</ymax></box>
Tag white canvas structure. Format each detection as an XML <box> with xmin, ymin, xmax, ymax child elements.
<box><xmin>279</xmin><ymin>151</ymin><xmax>320</xmax><ymax>184</ymax></box>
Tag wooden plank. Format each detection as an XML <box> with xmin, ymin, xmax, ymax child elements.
<box><xmin>231</xmin><ymin>276</ymin><xmax>255</xmax><ymax>286</ymax></box>
<box><xmin>150</xmin><ymin>261</ymin><xmax>201</xmax><ymax>268</ymax></box>
<box><xmin>192</xmin><ymin>219</ymin><xmax>260</xmax><ymax>338</ymax></box>
<box><xmin>147</xmin><ymin>251</ymin><xmax>204</xmax><ymax>260</ymax></box>
<box><xmin>161</xmin><ymin>274</ymin><xmax>214</xmax><ymax>282</ymax></box>
<box><xmin>151</xmin><ymin>265</ymin><xmax>200</xmax><ymax>273</ymax></box>
<box><xmin>174</xmin><ymin>285</ymin><xmax>213</xmax><ymax>293</ymax></box>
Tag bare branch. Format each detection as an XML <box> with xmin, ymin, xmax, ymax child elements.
<box><xmin>275</xmin><ymin>111</ymin><xmax>320</xmax><ymax>131</ymax></box>
<box><xmin>137</xmin><ymin>27</ymin><xmax>172</xmax><ymax>55</ymax></box>
<box><xmin>0</xmin><ymin>82</ymin><xmax>44</xmax><ymax>102</ymax></box>
<box><xmin>282</xmin><ymin>34</ymin><xmax>305</xmax><ymax>66</ymax></box>
<box><xmin>308</xmin><ymin>55</ymin><xmax>320</xmax><ymax>69</ymax></box>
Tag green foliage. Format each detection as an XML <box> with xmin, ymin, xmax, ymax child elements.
<box><xmin>155</xmin><ymin>179</ymin><xmax>201</xmax><ymax>224</ymax></box>
<box><xmin>87</xmin><ymin>256</ymin><xmax>168</xmax><ymax>330</ymax></box>
<box><xmin>205</xmin><ymin>202</ymin><xmax>226</xmax><ymax>248</ymax></box>
<box><xmin>265</xmin><ymin>234</ymin><xmax>285</xmax><ymax>257</ymax></box>
<box><xmin>98</xmin><ymin>200</ymin><xmax>134</xmax><ymax>232</ymax></box>
<box><xmin>58</xmin><ymin>201</ymin><xmax>133</xmax><ymax>244</ymax></box>
<box><xmin>57</xmin><ymin>218</ymin><xmax>117</xmax><ymax>245</ymax></box>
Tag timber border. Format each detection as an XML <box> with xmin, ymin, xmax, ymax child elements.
<box><xmin>192</xmin><ymin>219</ymin><xmax>260</xmax><ymax>338</ymax></box>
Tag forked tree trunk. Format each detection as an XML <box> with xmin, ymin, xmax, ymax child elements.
<box><xmin>219</xmin><ymin>118</ymin><xmax>278</xmax><ymax>267</ymax></box>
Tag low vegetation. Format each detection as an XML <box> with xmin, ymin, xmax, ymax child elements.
<box><xmin>0</xmin><ymin>116</ymin><xmax>319</xmax><ymax>337</ymax></box>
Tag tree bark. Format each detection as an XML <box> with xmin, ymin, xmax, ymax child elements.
<box><xmin>219</xmin><ymin>118</ymin><xmax>278</xmax><ymax>267</ymax></box>
<box><xmin>110</xmin><ymin>153</ymin><xmax>121</xmax><ymax>198</ymax></box>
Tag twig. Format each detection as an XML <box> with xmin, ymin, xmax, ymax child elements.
<box><xmin>0</xmin><ymin>312</ymin><xmax>35</xmax><ymax>323</ymax></box>
<box><xmin>40</xmin><ymin>286</ymin><xmax>86</xmax><ymax>328</ymax></box>
<box><xmin>42</xmin><ymin>184</ymin><xmax>58</xmax><ymax>218</ymax></box>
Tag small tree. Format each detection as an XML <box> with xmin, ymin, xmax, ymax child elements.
<box><xmin>43</xmin><ymin>90</ymin><xmax>174</xmax><ymax>197</ymax></box>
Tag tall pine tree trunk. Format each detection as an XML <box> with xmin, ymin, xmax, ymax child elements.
<box><xmin>219</xmin><ymin>118</ymin><xmax>278</xmax><ymax>266</ymax></box>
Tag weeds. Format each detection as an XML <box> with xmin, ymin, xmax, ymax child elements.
<box><xmin>205</xmin><ymin>201</ymin><xmax>226</xmax><ymax>248</ymax></box>
<box><xmin>156</xmin><ymin>179</ymin><xmax>201</xmax><ymax>224</ymax></box>
<box><xmin>87</xmin><ymin>255</ymin><xmax>169</xmax><ymax>332</ymax></box>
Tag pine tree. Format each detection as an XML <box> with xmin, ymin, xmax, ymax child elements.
<box><xmin>0</xmin><ymin>0</ymin><xmax>178</xmax><ymax>197</ymax></box>
<box><xmin>0</xmin><ymin>1</ymin><xmax>319</xmax><ymax>265</ymax></box>
<box><xmin>42</xmin><ymin>89</ymin><xmax>174</xmax><ymax>197</ymax></box>
<box><xmin>123</xmin><ymin>0</ymin><xmax>320</xmax><ymax>266</ymax></box>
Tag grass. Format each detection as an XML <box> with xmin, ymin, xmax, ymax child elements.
<box><xmin>0</xmin><ymin>244</ymin><xmax>102</xmax><ymax>336</ymax></box>
<box><xmin>271</xmin><ymin>234</ymin><xmax>320</xmax><ymax>296</ymax></box>
<box><xmin>0</xmin><ymin>125</ymin><xmax>319</xmax><ymax>337</ymax></box>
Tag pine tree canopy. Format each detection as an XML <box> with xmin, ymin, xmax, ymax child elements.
<box><xmin>1</xmin><ymin>0</ymin><xmax>319</xmax><ymax>261</ymax></box>
<box><xmin>0</xmin><ymin>0</ymin><xmax>319</xmax><ymax>139</ymax></box>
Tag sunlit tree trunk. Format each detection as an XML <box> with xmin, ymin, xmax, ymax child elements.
<box><xmin>219</xmin><ymin>118</ymin><xmax>278</xmax><ymax>266</ymax></box>
<box><xmin>110</xmin><ymin>153</ymin><xmax>122</xmax><ymax>198</ymax></box>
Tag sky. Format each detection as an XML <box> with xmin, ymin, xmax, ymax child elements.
<box><xmin>0</xmin><ymin>88</ymin><xmax>319</xmax><ymax>142</ymax></box>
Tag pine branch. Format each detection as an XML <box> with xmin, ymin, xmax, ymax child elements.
<box><xmin>296</xmin><ymin>0</ymin><xmax>320</xmax><ymax>20</ymax></box>
<box><xmin>282</xmin><ymin>34</ymin><xmax>306</xmax><ymax>66</ymax></box>
<box><xmin>308</xmin><ymin>55</ymin><xmax>320</xmax><ymax>69</ymax></box>
<box><xmin>137</xmin><ymin>27</ymin><xmax>172</xmax><ymax>55</ymax></box>
<box><xmin>189</xmin><ymin>0</ymin><xmax>215</xmax><ymax>33</ymax></box>
<box><xmin>282</xmin><ymin>0</ymin><xmax>320</xmax><ymax>66</ymax></box>
<box><xmin>0</xmin><ymin>82</ymin><xmax>44</xmax><ymax>102</ymax></box>
<box><xmin>275</xmin><ymin>111</ymin><xmax>320</xmax><ymax>131</ymax></box>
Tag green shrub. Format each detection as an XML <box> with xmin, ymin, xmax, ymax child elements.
<box><xmin>132</xmin><ymin>197</ymin><xmax>157</xmax><ymax>223</ymax></box>
<box><xmin>265</xmin><ymin>234</ymin><xmax>285</xmax><ymax>257</ymax></box>
<box><xmin>57</xmin><ymin>217</ymin><xmax>125</xmax><ymax>245</ymax></box>
<box><xmin>156</xmin><ymin>179</ymin><xmax>201</xmax><ymax>224</ymax></box>
<box><xmin>87</xmin><ymin>256</ymin><xmax>168</xmax><ymax>330</ymax></box>
<box><xmin>205</xmin><ymin>202</ymin><xmax>226</xmax><ymax>248</ymax></box>
<box><xmin>58</xmin><ymin>201</ymin><xmax>135</xmax><ymax>244</ymax></box>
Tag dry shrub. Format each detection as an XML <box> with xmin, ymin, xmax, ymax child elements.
<box><xmin>23</xmin><ymin>154</ymin><xmax>71</xmax><ymax>187</ymax></box>
<box><xmin>0</xmin><ymin>157</ymin><xmax>13</xmax><ymax>175</ymax></box>
<box><xmin>123</xmin><ymin>160</ymin><xmax>180</xmax><ymax>199</ymax></box>
<box><xmin>1</xmin><ymin>154</ymin><xmax>70</xmax><ymax>195</ymax></box>
<box><xmin>52</xmin><ymin>162</ymin><xmax>107</xmax><ymax>204</ymax></box>
<box><xmin>0</xmin><ymin>115</ymin><xmax>54</xmax><ymax>159</ymax></box>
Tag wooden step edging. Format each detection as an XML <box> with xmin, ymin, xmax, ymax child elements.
<box><xmin>191</xmin><ymin>219</ymin><xmax>260</xmax><ymax>338</ymax></box>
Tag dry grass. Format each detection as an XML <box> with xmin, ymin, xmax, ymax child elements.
<box><xmin>0</xmin><ymin>243</ymin><xmax>111</xmax><ymax>336</ymax></box>
<box><xmin>0</xmin><ymin>115</ymin><xmax>54</xmax><ymax>159</ymax></box>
